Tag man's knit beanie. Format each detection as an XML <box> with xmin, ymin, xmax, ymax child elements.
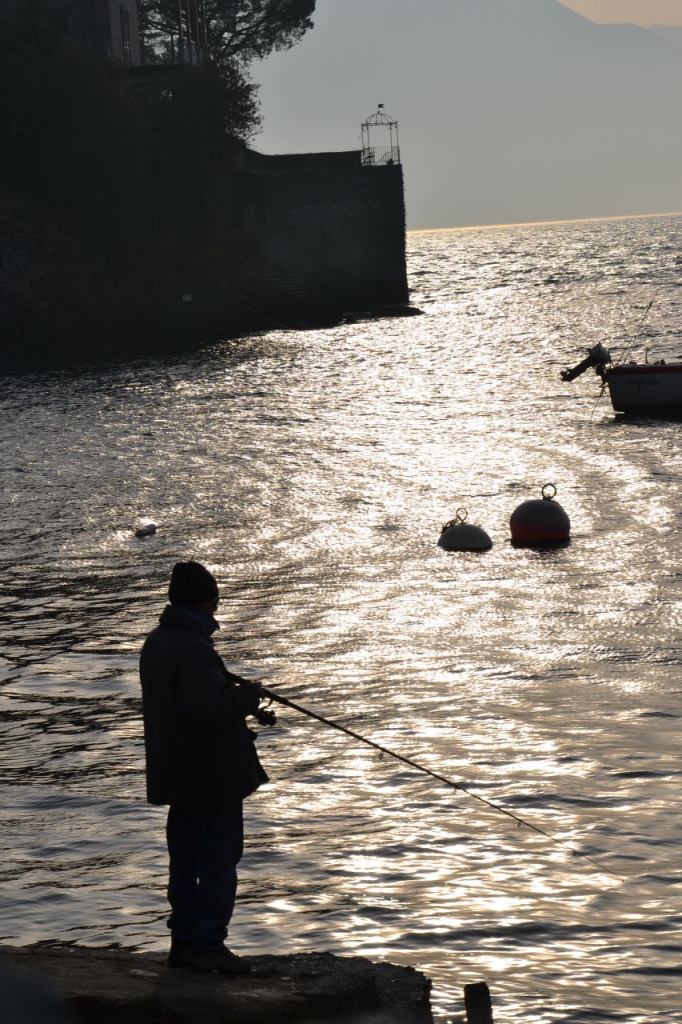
<box><xmin>168</xmin><ymin>561</ymin><xmax>219</xmax><ymax>606</ymax></box>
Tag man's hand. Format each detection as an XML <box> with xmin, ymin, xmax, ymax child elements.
<box><xmin>237</xmin><ymin>680</ymin><xmax>277</xmax><ymax>726</ymax></box>
<box><xmin>239</xmin><ymin>679</ymin><xmax>265</xmax><ymax>701</ymax></box>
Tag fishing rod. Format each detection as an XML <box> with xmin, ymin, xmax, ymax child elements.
<box><xmin>591</xmin><ymin>292</ymin><xmax>659</xmax><ymax>419</ymax></box>
<box><xmin>617</xmin><ymin>289</ymin><xmax>660</xmax><ymax>366</ymax></box>
<box><xmin>261</xmin><ymin>687</ymin><xmax>624</xmax><ymax>882</ymax></box>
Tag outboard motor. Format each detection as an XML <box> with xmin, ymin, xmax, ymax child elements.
<box><xmin>561</xmin><ymin>343</ymin><xmax>612</xmax><ymax>383</ymax></box>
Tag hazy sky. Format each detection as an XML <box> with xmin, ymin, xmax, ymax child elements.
<box><xmin>254</xmin><ymin>0</ymin><xmax>682</xmax><ymax>229</ymax></box>
<box><xmin>562</xmin><ymin>0</ymin><xmax>682</xmax><ymax>25</ymax></box>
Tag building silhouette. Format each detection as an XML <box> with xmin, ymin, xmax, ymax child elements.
<box><xmin>0</xmin><ymin>0</ymin><xmax>141</xmax><ymax>65</ymax></box>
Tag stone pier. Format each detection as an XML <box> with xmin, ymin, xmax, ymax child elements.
<box><xmin>1</xmin><ymin>943</ymin><xmax>434</xmax><ymax>1024</ymax></box>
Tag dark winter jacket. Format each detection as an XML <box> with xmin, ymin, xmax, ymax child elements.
<box><xmin>139</xmin><ymin>605</ymin><xmax>268</xmax><ymax>806</ymax></box>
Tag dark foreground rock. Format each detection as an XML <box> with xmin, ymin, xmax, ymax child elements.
<box><xmin>2</xmin><ymin>944</ymin><xmax>433</xmax><ymax>1024</ymax></box>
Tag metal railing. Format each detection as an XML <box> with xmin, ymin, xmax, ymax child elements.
<box><xmin>361</xmin><ymin>145</ymin><xmax>401</xmax><ymax>168</ymax></box>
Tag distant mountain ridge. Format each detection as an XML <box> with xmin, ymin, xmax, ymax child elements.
<box><xmin>648</xmin><ymin>24</ymin><xmax>682</xmax><ymax>46</ymax></box>
<box><xmin>255</xmin><ymin>0</ymin><xmax>682</xmax><ymax>227</ymax></box>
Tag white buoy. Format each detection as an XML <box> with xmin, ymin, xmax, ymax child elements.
<box><xmin>135</xmin><ymin>523</ymin><xmax>158</xmax><ymax>538</ymax></box>
<box><xmin>438</xmin><ymin>509</ymin><xmax>492</xmax><ymax>552</ymax></box>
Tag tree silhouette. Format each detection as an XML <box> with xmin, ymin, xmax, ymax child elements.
<box><xmin>138</xmin><ymin>0</ymin><xmax>316</xmax><ymax>63</ymax></box>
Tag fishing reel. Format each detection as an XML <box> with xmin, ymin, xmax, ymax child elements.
<box><xmin>255</xmin><ymin>702</ymin><xmax>277</xmax><ymax>727</ymax></box>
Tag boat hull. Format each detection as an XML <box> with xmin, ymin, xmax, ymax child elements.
<box><xmin>606</xmin><ymin>365</ymin><xmax>682</xmax><ymax>416</ymax></box>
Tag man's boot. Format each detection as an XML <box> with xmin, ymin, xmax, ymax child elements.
<box><xmin>191</xmin><ymin>946</ymin><xmax>251</xmax><ymax>975</ymax></box>
<box><xmin>167</xmin><ymin>937</ymin><xmax>193</xmax><ymax>969</ymax></box>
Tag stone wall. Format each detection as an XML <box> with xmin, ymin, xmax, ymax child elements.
<box><xmin>0</xmin><ymin>146</ymin><xmax>411</xmax><ymax>369</ymax></box>
<box><xmin>244</xmin><ymin>150</ymin><xmax>409</xmax><ymax>311</ymax></box>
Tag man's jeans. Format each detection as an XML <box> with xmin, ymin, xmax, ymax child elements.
<box><xmin>166</xmin><ymin>802</ymin><xmax>244</xmax><ymax>950</ymax></box>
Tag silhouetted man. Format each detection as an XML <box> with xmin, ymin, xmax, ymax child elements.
<box><xmin>140</xmin><ymin>561</ymin><xmax>269</xmax><ymax>975</ymax></box>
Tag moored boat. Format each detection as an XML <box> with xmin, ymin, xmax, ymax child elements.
<box><xmin>561</xmin><ymin>344</ymin><xmax>682</xmax><ymax>416</ymax></box>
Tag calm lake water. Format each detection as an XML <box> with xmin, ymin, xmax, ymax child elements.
<box><xmin>2</xmin><ymin>216</ymin><xmax>682</xmax><ymax>1023</ymax></box>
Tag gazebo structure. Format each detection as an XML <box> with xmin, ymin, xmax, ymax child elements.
<box><xmin>361</xmin><ymin>107</ymin><xmax>401</xmax><ymax>168</ymax></box>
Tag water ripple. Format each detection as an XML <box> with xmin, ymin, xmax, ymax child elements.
<box><xmin>3</xmin><ymin>216</ymin><xmax>682</xmax><ymax>1023</ymax></box>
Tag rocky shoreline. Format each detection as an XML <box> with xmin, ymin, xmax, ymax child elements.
<box><xmin>1</xmin><ymin>943</ymin><xmax>434</xmax><ymax>1024</ymax></box>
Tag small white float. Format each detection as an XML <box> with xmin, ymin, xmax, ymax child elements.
<box><xmin>135</xmin><ymin>523</ymin><xmax>158</xmax><ymax>538</ymax></box>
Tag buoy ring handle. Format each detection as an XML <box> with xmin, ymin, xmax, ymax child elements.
<box><xmin>441</xmin><ymin>508</ymin><xmax>468</xmax><ymax>532</ymax></box>
<box><xmin>542</xmin><ymin>483</ymin><xmax>557</xmax><ymax>501</ymax></box>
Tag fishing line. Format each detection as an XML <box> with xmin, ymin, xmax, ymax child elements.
<box><xmin>589</xmin><ymin>381</ymin><xmax>609</xmax><ymax>420</ymax></box>
<box><xmin>0</xmin><ymin>682</ymin><xmax>623</xmax><ymax>880</ymax></box>
<box><xmin>262</xmin><ymin>687</ymin><xmax>624</xmax><ymax>883</ymax></box>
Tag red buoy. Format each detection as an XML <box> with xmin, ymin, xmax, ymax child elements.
<box><xmin>510</xmin><ymin>484</ymin><xmax>570</xmax><ymax>545</ymax></box>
